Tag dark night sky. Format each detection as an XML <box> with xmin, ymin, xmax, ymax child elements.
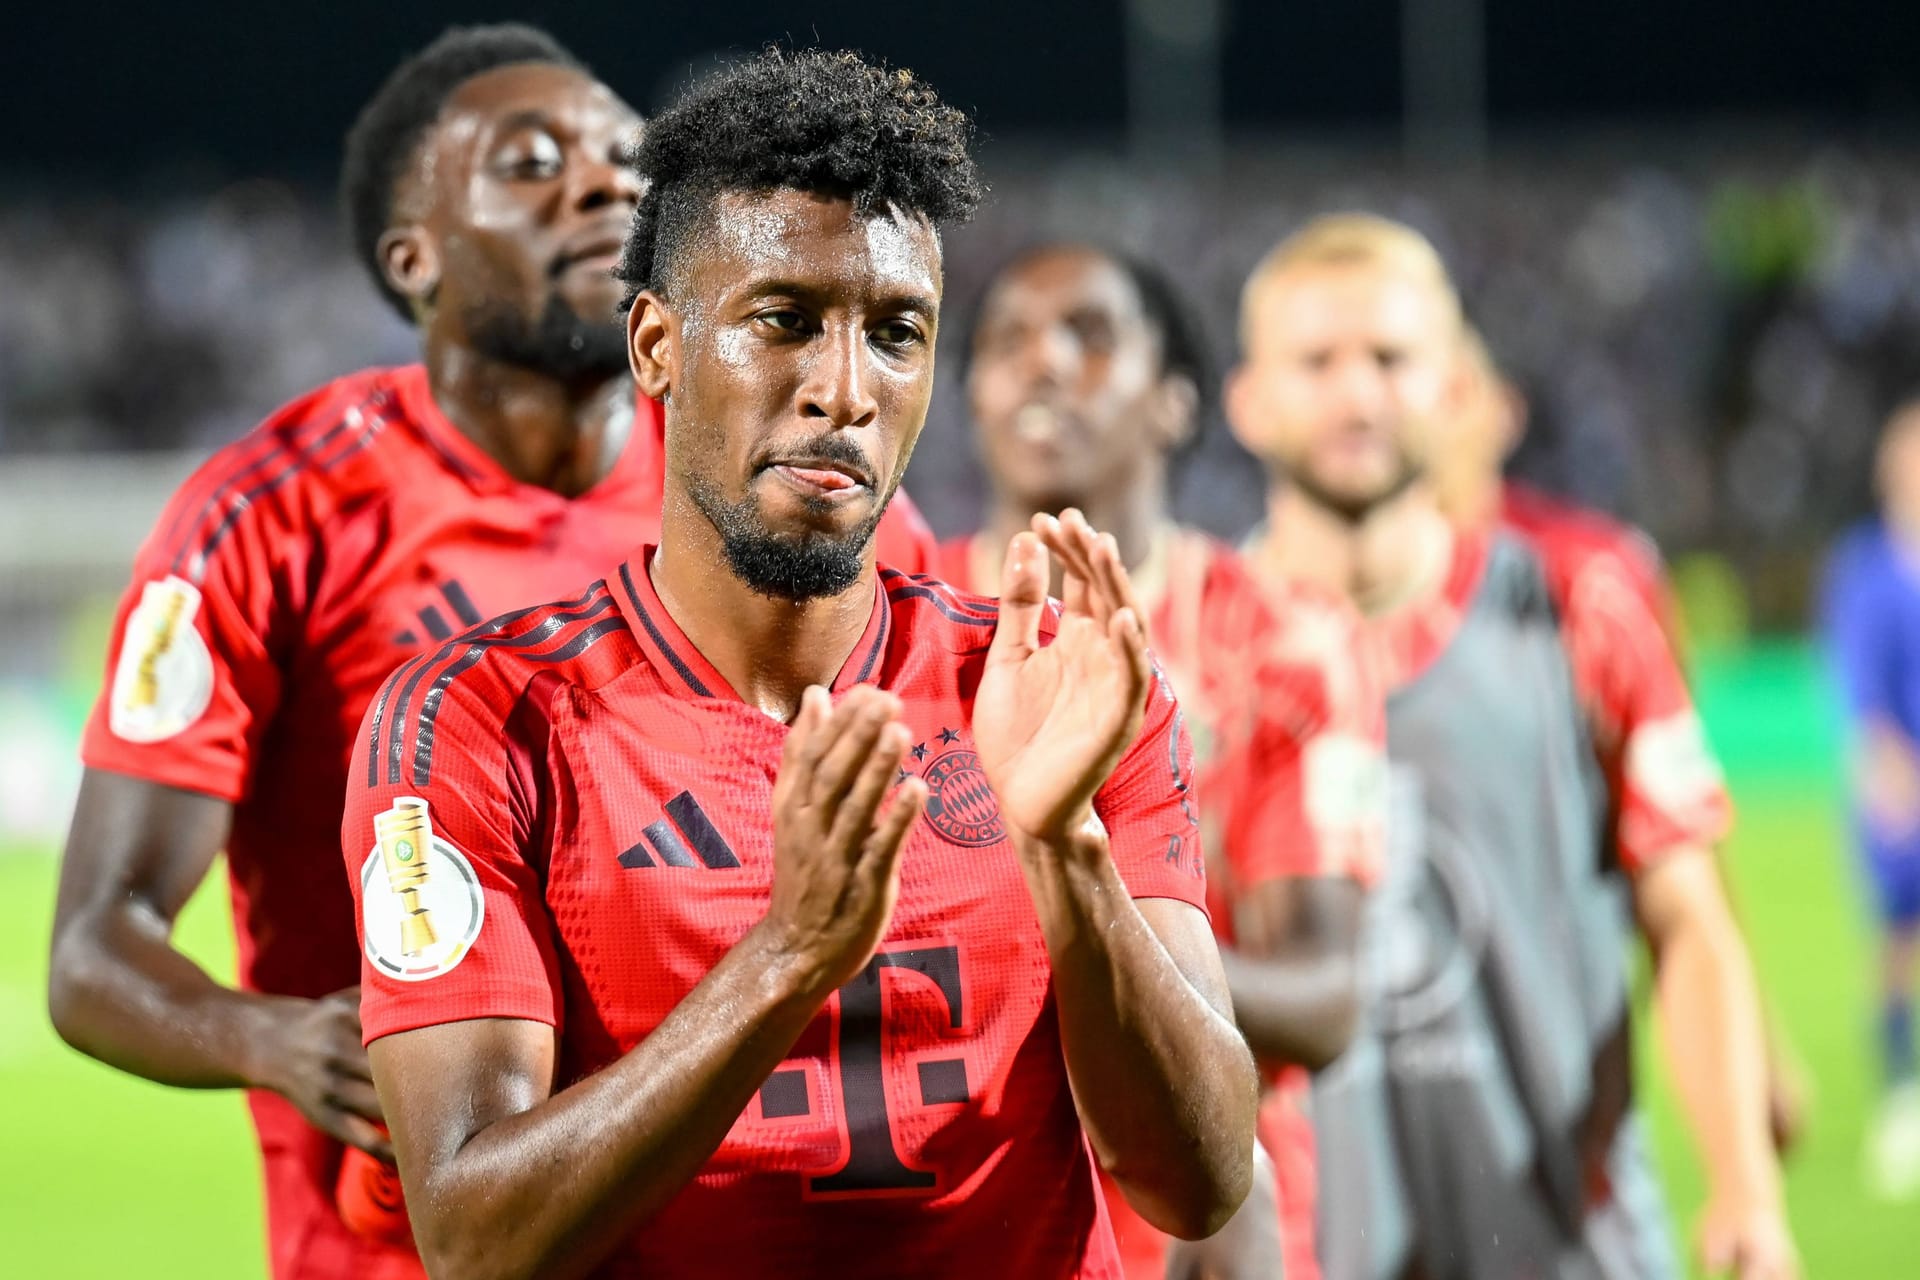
<box><xmin>6</xmin><ymin>1</ymin><xmax>1918</xmax><ymax>184</ymax></box>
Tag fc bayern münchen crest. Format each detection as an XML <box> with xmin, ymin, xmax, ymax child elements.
<box><xmin>921</xmin><ymin>748</ymin><xmax>1005</xmax><ymax>847</ymax></box>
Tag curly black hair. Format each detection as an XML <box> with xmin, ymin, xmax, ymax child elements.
<box><xmin>614</xmin><ymin>48</ymin><xmax>983</xmax><ymax>310</ymax></box>
<box><xmin>341</xmin><ymin>24</ymin><xmax>584</xmax><ymax>321</ymax></box>
<box><xmin>962</xmin><ymin>243</ymin><xmax>1215</xmax><ymax>420</ymax></box>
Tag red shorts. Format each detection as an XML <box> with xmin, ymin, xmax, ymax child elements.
<box><xmin>250</xmin><ymin>1092</ymin><xmax>426</xmax><ymax>1280</ymax></box>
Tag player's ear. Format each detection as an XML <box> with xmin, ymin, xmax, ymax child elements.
<box><xmin>378</xmin><ymin>226</ymin><xmax>440</xmax><ymax>313</ymax></box>
<box><xmin>627</xmin><ymin>291</ymin><xmax>675</xmax><ymax>401</ymax></box>
<box><xmin>1496</xmin><ymin>379</ymin><xmax>1529</xmax><ymax>463</ymax></box>
<box><xmin>1152</xmin><ymin>373</ymin><xmax>1201</xmax><ymax>453</ymax></box>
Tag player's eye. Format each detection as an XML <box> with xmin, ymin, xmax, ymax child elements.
<box><xmin>755</xmin><ymin>308</ymin><xmax>813</xmax><ymax>337</ymax></box>
<box><xmin>1069</xmin><ymin>313</ymin><xmax>1115</xmax><ymax>354</ymax></box>
<box><xmin>871</xmin><ymin>319</ymin><xmax>925</xmax><ymax>350</ymax></box>
<box><xmin>1374</xmin><ymin>348</ymin><xmax>1406</xmax><ymax>371</ymax></box>
<box><xmin>497</xmin><ymin>133</ymin><xmax>564</xmax><ymax>180</ymax></box>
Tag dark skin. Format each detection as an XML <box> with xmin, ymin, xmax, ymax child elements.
<box><xmin>367</xmin><ymin>190</ymin><xmax>1256</xmax><ymax>1280</ymax></box>
<box><xmin>47</xmin><ymin>62</ymin><xmax>643</xmax><ymax>1162</ymax></box>
<box><xmin>967</xmin><ymin>245</ymin><xmax>1364</xmax><ymax>1073</ymax></box>
<box><xmin>969</xmin><ymin>246</ymin><xmax>1192</xmax><ymax>582</ymax></box>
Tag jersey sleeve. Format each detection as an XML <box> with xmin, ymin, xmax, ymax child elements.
<box><xmin>344</xmin><ymin>662</ymin><xmax>563</xmax><ymax>1043</ymax></box>
<box><xmin>874</xmin><ymin>486</ymin><xmax>939</xmax><ymax>575</ymax></box>
<box><xmin>1550</xmin><ymin>539</ymin><xmax>1732</xmax><ymax>874</ymax></box>
<box><xmin>78</xmin><ymin>451</ymin><xmax>293</xmax><ymax>803</ymax></box>
<box><xmin>1219</xmin><ymin>647</ymin><xmax>1388</xmax><ymax>890</ymax></box>
<box><xmin>1094</xmin><ymin>665</ymin><xmax>1209</xmax><ymax>911</ymax></box>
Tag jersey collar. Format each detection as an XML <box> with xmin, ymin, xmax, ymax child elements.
<box><xmin>613</xmin><ymin>546</ymin><xmax>891</xmax><ymax>705</ymax></box>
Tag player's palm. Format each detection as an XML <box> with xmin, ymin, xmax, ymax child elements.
<box><xmin>975</xmin><ymin>512</ymin><xmax>1151</xmax><ymax>844</ymax></box>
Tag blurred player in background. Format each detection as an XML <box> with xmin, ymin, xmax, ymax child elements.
<box><xmin>1229</xmin><ymin>214</ymin><xmax>1796</xmax><ymax>1280</ymax></box>
<box><xmin>346</xmin><ymin>50</ymin><xmax>1256</xmax><ymax>1279</ymax></box>
<box><xmin>44</xmin><ymin>23</ymin><xmax>939</xmax><ymax>1280</ymax></box>
<box><xmin>947</xmin><ymin>242</ymin><xmax>1386</xmax><ymax>1279</ymax></box>
<box><xmin>1439</xmin><ymin>326</ymin><xmax>1812</xmax><ymax>1158</ymax></box>
<box><xmin>1820</xmin><ymin>399</ymin><xmax>1920</xmax><ymax>1200</ymax></box>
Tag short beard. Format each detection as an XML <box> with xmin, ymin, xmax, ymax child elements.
<box><xmin>465</xmin><ymin>294</ymin><xmax>630</xmax><ymax>384</ymax></box>
<box><xmin>687</xmin><ymin>471</ymin><xmax>893</xmax><ymax>602</ymax></box>
<box><xmin>1287</xmin><ymin>455</ymin><xmax>1422</xmax><ymax>524</ymax></box>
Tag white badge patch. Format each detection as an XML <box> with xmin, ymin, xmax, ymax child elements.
<box><xmin>361</xmin><ymin>797</ymin><xmax>485</xmax><ymax>982</ymax></box>
<box><xmin>1625</xmin><ymin>711</ymin><xmax>1725</xmax><ymax>813</ymax></box>
<box><xmin>1305</xmin><ymin>733</ymin><xmax>1391</xmax><ymax>835</ymax></box>
<box><xmin>109</xmin><ymin>575</ymin><xmax>214</xmax><ymax>743</ymax></box>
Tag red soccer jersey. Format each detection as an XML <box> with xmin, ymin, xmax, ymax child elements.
<box><xmin>343</xmin><ymin>558</ymin><xmax>1205</xmax><ymax>1280</ymax></box>
<box><xmin>1370</xmin><ymin>517</ymin><xmax>1730</xmax><ymax>875</ymax></box>
<box><xmin>77</xmin><ymin>363</ymin><xmax>937</xmax><ymax>1280</ymax></box>
<box><xmin>938</xmin><ymin>529</ymin><xmax>1385</xmax><ymax>1280</ymax></box>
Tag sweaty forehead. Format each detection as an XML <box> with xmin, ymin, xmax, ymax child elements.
<box><xmin>440</xmin><ymin>62</ymin><xmax>632</xmax><ymax>137</ymax></box>
<box><xmin>980</xmin><ymin>248</ymin><xmax>1140</xmax><ymax>331</ymax></box>
<box><xmin>688</xmin><ymin>189</ymin><xmax>942</xmax><ymax>307</ymax></box>
<box><xmin>1249</xmin><ymin>264</ymin><xmax>1451</xmax><ymax>352</ymax></box>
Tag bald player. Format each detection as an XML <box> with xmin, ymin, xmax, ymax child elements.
<box><xmin>1229</xmin><ymin>214</ymin><xmax>1795</xmax><ymax>1280</ymax></box>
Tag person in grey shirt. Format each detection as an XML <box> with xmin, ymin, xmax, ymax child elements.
<box><xmin>1226</xmin><ymin>213</ymin><xmax>1795</xmax><ymax>1280</ymax></box>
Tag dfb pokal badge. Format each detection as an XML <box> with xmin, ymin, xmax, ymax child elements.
<box><xmin>361</xmin><ymin>797</ymin><xmax>484</xmax><ymax>982</ymax></box>
<box><xmin>108</xmin><ymin>575</ymin><xmax>214</xmax><ymax>742</ymax></box>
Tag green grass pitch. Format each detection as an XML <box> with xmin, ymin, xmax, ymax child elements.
<box><xmin>0</xmin><ymin>643</ymin><xmax>1915</xmax><ymax>1274</ymax></box>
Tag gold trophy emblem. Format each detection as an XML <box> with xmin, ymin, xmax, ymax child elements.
<box><xmin>128</xmin><ymin>587</ymin><xmax>189</xmax><ymax>710</ymax></box>
<box><xmin>374</xmin><ymin>798</ymin><xmax>439</xmax><ymax>958</ymax></box>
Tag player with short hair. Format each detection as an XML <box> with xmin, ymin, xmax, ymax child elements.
<box><xmin>946</xmin><ymin>242</ymin><xmax>1386</xmax><ymax>1280</ymax></box>
<box><xmin>1820</xmin><ymin>399</ymin><xmax>1920</xmax><ymax>1200</ymax></box>
<box><xmin>344</xmin><ymin>50</ymin><xmax>1258</xmax><ymax>1280</ymax></box>
<box><xmin>1229</xmin><ymin>213</ymin><xmax>1796</xmax><ymax>1279</ymax></box>
<box><xmin>47</xmin><ymin>24</ymin><xmax>936</xmax><ymax>1280</ymax></box>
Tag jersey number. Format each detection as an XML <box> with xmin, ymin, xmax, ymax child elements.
<box><xmin>804</xmin><ymin>944</ymin><xmax>966</xmax><ymax>1196</ymax></box>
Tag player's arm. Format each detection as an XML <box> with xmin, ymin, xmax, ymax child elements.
<box><xmin>363</xmin><ymin>685</ymin><xmax>925</xmax><ymax>1280</ymax></box>
<box><xmin>1633</xmin><ymin>848</ymin><xmax>1795</xmax><ymax>1280</ymax></box>
<box><xmin>49</xmin><ymin>444</ymin><xmax>384</xmax><ymax>1156</ymax></box>
<box><xmin>1561</xmin><ymin>544</ymin><xmax>1795</xmax><ymax>1277</ymax></box>
<box><xmin>975</xmin><ymin>512</ymin><xmax>1259</xmax><ymax>1241</ymax></box>
<box><xmin>48</xmin><ymin>770</ymin><xmax>387</xmax><ymax>1156</ymax></box>
<box><xmin>1218</xmin><ymin>876</ymin><xmax>1364</xmax><ymax>1071</ymax></box>
<box><xmin>1822</xmin><ymin>559</ymin><xmax>1920</xmax><ymax>838</ymax></box>
<box><xmin>1214</xmin><ymin>658</ymin><xmax>1380</xmax><ymax>1071</ymax></box>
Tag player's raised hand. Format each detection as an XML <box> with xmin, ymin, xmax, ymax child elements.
<box><xmin>763</xmin><ymin>684</ymin><xmax>927</xmax><ymax>993</ymax></box>
<box><xmin>974</xmin><ymin>509</ymin><xmax>1153</xmax><ymax>845</ymax></box>
<box><xmin>258</xmin><ymin>986</ymin><xmax>392</xmax><ymax>1161</ymax></box>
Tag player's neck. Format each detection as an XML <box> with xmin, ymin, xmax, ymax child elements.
<box><xmin>648</xmin><ymin>516</ymin><xmax>880</xmax><ymax>723</ymax></box>
<box><xmin>979</xmin><ymin>478</ymin><xmax>1167</xmax><ymax>595</ymax></box>
<box><xmin>425</xmin><ymin>343</ymin><xmax>633</xmax><ymax>498</ymax></box>
<box><xmin>1257</xmin><ymin>482</ymin><xmax>1453</xmax><ymax>619</ymax></box>
<box><xmin>1439</xmin><ymin>472</ymin><xmax>1503</xmax><ymax>530</ymax></box>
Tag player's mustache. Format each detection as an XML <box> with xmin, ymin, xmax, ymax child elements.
<box><xmin>756</xmin><ymin>433</ymin><xmax>877</xmax><ymax>487</ymax></box>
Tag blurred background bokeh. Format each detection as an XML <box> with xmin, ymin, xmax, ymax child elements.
<box><xmin>4</xmin><ymin>1</ymin><xmax>1919</xmax><ymax>1273</ymax></box>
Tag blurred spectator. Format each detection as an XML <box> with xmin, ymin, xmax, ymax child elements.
<box><xmin>8</xmin><ymin>147</ymin><xmax>1920</xmax><ymax>627</ymax></box>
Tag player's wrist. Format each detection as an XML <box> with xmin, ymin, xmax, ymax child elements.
<box><xmin>1010</xmin><ymin>825</ymin><xmax>1122</xmax><ymax>922</ymax></box>
<box><xmin>235</xmin><ymin>993</ymin><xmax>308</xmax><ymax>1094</ymax></box>
<box><xmin>739</xmin><ymin>917</ymin><xmax>862</xmax><ymax>1007</ymax></box>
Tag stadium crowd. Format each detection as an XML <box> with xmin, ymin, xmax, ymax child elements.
<box><xmin>10</xmin><ymin>151</ymin><xmax>1920</xmax><ymax>628</ymax></box>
